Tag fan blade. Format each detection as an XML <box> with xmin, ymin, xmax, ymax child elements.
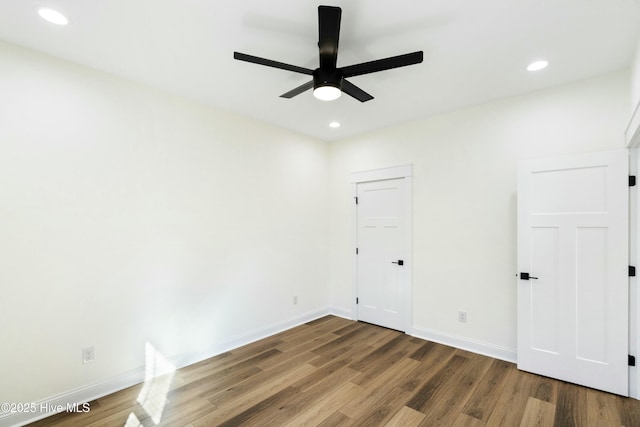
<box><xmin>280</xmin><ymin>80</ymin><xmax>314</xmax><ymax>98</ymax></box>
<box><xmin>318</xmin><ymin>6</ymin><xmax>341</xmax><ymax>70</ymax></box>
<box><xmin>342</xmin><ymin>79</ymin><xmax>374</xmax><ymax>102</ymax></box>
<box><xmin>341</xmin><ymin>51</ymin><xmax>423</xmax><ymax>78</ymax></box>
<box><xmin>234</xmin><ymin>52</ymin><xmax>313</xmax><ymax>75</ymax></box>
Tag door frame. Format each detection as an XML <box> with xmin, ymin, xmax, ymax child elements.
<box><xmin>630</xmin><ymin>148</ymin><xmax>639</xmax><ymax>400</ymax></box>
<box><xmin>351</xmin><ymin>164</ymin><xmax>413</xmax><ymax>333</ymax></box>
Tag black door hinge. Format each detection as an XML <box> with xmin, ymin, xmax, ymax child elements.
<box><xmin>630</xmin><ymin>176</ymin><xmax>637</xmax><ymax>187</ymax></box>
<box><xmin>630</xmin><ymin>355</ymin><xmax>636</xmax><ymax>366</ymax></box>
<box><xmin>356</xmin><ymin>248</ymin><xmax>359</xmax><ymax>255</ymax></box>
<box><xmin>630</xmin><ymin>266</ymin><xmax>636</xmax><ymax>277</ymax></box>
<box><xmin>356</xmin><ymin>297</ymin><xmax>359</xmax><ymax>304</ymax></box>
<box><xmin>355</xmin><ymin>197</ymin><xmax>358</xmax><ymax>204</ymax></box>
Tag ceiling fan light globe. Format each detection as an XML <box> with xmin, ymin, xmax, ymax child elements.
<box><xmin>313</xmin><ymin>85</ymin><xmax>342</xmax><ymax>101</ymax></box>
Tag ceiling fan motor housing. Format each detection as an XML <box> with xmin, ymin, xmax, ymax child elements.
<box><xmin>313</xmin><ymin>68</ymin><xmax>343</xmax><ymax>90</ymax></box>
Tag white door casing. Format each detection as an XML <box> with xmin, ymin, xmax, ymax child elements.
<box><xmin>352</xmin><ymin>165</ymin><xmax>412</xmax><ymax>333</ymax></box>
<box><xmin>517</xmin><ymin>149</ymin><xmax>629</xmax><ymax>396</ymax></box>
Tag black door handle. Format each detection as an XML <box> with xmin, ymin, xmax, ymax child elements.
<box><xmin>392</xmin><ymin>260</ymin><xmax>404</xmax><ymax>266</ymax></box>
<box><xmin>520</xmin><ymin>272</ymin><xmax>538</xmax><ymax>280</ymax></box>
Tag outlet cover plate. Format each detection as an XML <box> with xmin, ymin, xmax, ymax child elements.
<box><xmin>82</xmin><ymin>346</ymin><xmax>95</xmax><ymax>364</ymax></box>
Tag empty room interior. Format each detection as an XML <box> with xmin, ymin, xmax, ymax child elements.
<box><xmin>3</xmin><ymin>0</ymin><xmax>640</xmax><ymax>426</ymax></box>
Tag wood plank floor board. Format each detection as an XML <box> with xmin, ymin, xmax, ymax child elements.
<box><xmin>485</xmin><ymin>367</ymin><xmax>537</xmax><ymax>426</ymax></box>
<box><xmin>306</xmin><ymin>325</ymin><xmax>384</xmax><ymax>367</ymax></box>
<box><xmin>27</xmin><ymin>316</ymin><xmax>640</xmax><ymax>427</ymax></box>
<box><xmin>213</xmin><ymin>386</ymin><xmax>301</xmax><ymax>427</ymax></box>
<box><xmin>399</xmin><ymin>343</ymin><xmax>458</xmax><ymax>393</ymax></box>
<box><xmin>619</xmin><ymin>392</ymin><xmax>640</xmax><ymax>427</ymax></box>
<box><xmin>281</xmin><ymin>382</ymin><xmax>363</xmax><ymax>427</ymax></box>
<box><xmin>461</xmin><ymin>358</ymin><xmax>512</xmax><ymax>422</ymax></box>
<box><xmin>452</xmin><ymin>412</ymin><xmax>487</xmax><ymax>427</ymax></box>
<box><xmin>553</xmin><ymin>381</ymin><xmax>588</xmax><ymax>427</ymax></box>
<box><xmin>331</xmin><ymin>320</ymin><xmax>368</xmax><ymax>336</ymax></box>
<box><xmin>313</xmin><ymin>329</ymin><xmax>388</xmax><ymax>367</ymax></box>
<box><xmin>405</xmin><ymin>354</ymin><xmax>469</xmax><ymax>413</ymax></box>
<box><xmin>201</xmin><ymin>363</ymin><xmax>317</xmax><ymax>423</ymax></box>
<box><xmin>271</xmin><ymin>331</ymin><xmax>339</xmax><ymax>356</ymax></box>
<box><xmin>586</xmin><ymin>389</ymin><xmax>622</xmax><ymax>427</ymax></box>
<box><xmin>150</xmin><ymin>395</ymin><xmax>216</xmax><ymax>427</ymax></box>
<box><xmin>349</xmin><ymin>387</ymin><xmax>413</xmax><ymax>426</ymax></box>
<box><xmin>176</xmin><ymin>346</ymin><xmax>278</xmax><ymax>386</ymax></box>
<box><xmin>255</xmin><ymin>335</ymin><xmax>333</xmax><ymax>371</ymax></box>
<box><xmin>409</xmin><ymin>340</ymin><xmax>437</xmax><ymax>362</ymax></box>
<box><xmin>417</xmin><ymin>353</ymin><xmax>493</xmax><ymax>426</ymax></box>
<box><xmin>175</xmin><ymin>352</ymin><xmax>234</xmax><ymax>382</ymax></box>
<box><xmin>169</xmin><ymin>365</ymin><xmax>262</xmax><ymax>402</ymax></box>
<box><xmin>266</xmin><ymin>326</ymin><xmax>326</xmax><ymax>349</ymax></box>
<box><xmin>349</xmin><ymin>336</ymin><xmax>423</xmax><ymax>388</ymax></box>
<box><xmin>229</xmin><ymin>338</ymin><xmax>286</xmax><ymax>360</ymax></box>
<box><xmin>240</xmin><ymin>367</ymin><xmax>361</xmax><ymax>426</ymax></box>
<box><xmin>385</xmin><ymin>406</ymin><xmax>426</xmax><ymax>426</ymax></box>
<box><xmin>337</xmin><ymin>357</ymin><xmax>420</xmax><ymax>419</ymax></box>
<box><xmin>291</xmin><ymin>355</ymin><xmax>357</xmax><ymax>393</ymax></box>
<box><xmin>519</xmin><ymin>397</ymin><xmax>555</xmax><ymax>427</ymax></box>
<box><xmin>202</xmin><ymin>350</ymin><xmax>317</xmax><ymax>403</ymax></box>
<box><xmin>350</xmin><ymin>349</ymin><xmax>413</xmax><ymax>388</ymax></box>
<box><xmin>348</xmin><ymin>334</ymin><xmax>415</xmax><ymax>372</ymax></box>
<box><xmin>315</xmin><ymin>411</ymin><xmax>353</xmax><ymax>427</ymax></box>
<box><xmin>310</xmin><ymin>324</ymin><xmax>394</xmax><ymax>359</ymax></box>
<box><xmin>531</xmin><ymin>374</ymin><xmax>559</xmax><ymax>404</ymax></box>
<box><xmin>274</xmin><ymin>318</ymin><xmax>344</xmax><ymax>349</ymax></box>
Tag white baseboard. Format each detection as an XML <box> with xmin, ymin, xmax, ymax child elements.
<box><xmin>329</xmin><ymin>306</ymin><xmax>353</xmax><ymax>320</ymax></box>
<box><xmin>324</xmin><ymin>309</ymin><xmax>516</xmax><ymax>363</ymax></box>
<box><xmin>0</xmin><ymin>307</ymin><xmax>332</xmax><ymax>427</ymax></box>
<box><xmin>411</xmin><ymin>326</ymin><xmax>517</xmax><ymax>364</ymax></box>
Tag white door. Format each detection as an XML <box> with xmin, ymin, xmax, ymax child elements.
<box><xmin>517</xmin><ymin>149</ymin><xmax>629</xmax><ymax>396</ymax></box>
<box><xmin>356</xmin><ymin>177</ymin><xmax>409</xmax><ymax>332</ymax></box>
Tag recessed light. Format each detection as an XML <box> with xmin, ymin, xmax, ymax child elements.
<box><xmin>38</xmin><ymin>8</ymin><xmax>68</xmax><ymax>25</ymax></box>
<box><xmin>527</xmin><ymin>60</ymin><xmax>548</xmax><ymax>72</ymax></box>
<box><xmin>329</xmin><ymin>122</ymin><xmax>341</xmax><ymax>128</ymax></box>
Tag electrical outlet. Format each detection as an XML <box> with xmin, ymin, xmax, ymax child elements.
<box><xmin>293</xmin><ymin>296</ymin><xmax>298</xmax><ymax>305</ymax></box>
<box><xmin>82</xmin><ymin>346</ymin><xmax>95</xmax><ymax>364</ymax></box>
<box><xmin>458</xmin><ymin>311</ymin><xmax>467</xmax><ymax>323</ymax></box>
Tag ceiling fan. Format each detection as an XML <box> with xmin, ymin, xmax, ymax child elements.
<box><xmin>233</xmin><ymin>5</ymin><xmax>423</xmax><ymax>102</ymax></box>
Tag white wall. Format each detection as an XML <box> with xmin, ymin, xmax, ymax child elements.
<box><xmin>631</xmin><ymin>37</ymin><xmax>640</xmax><ymax>112</ymax></box>
<box><xmin>328</xmin><ymin>71</ymin><xmax>630</xmax><ymax>354</ymax></box>
<box><xmin>0</xmin><ymin>41</ymin><xmax>330</xmax><ymax>406</ymax></box>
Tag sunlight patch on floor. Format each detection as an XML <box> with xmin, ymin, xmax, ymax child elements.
<box><xmin>125</xmin><ymin>342</ymin><xmax>176</xmax><ymax>425</ymax></box>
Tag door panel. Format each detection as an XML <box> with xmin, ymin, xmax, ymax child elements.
<box><xmin>530</xmin><ymin>227</ymin><xmax>559</xmax><ymax>354</ymax></box>
<box><xmin>575</xmin><ymin>227</ymin><xmax>608</xmax><ymax>363</ymax></box>
<box><xmin>530</xmin><ymin>165</ymin><xmax>607</xmax><ymax>213</ymax></box>
<box><xmin>517</xmin><ymin>149</ymin><xmax>628</xmax><ymax>396</ymax></box>
<box><xmin>356</xmin><ymin>178</ymin><xmax>407</xmax><ymax>331</ymax></box>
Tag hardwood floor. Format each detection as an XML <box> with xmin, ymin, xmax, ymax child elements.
<box><xmin>29</xmin><ymin>316</ymin><xmax>640</xmax><ymax>426</ymax></box>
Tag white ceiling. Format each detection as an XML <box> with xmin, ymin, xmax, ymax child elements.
<box><xmin>1</xmin><ymin>0</ymin><xmax>639</xmax><ymax>141</ymax></box>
